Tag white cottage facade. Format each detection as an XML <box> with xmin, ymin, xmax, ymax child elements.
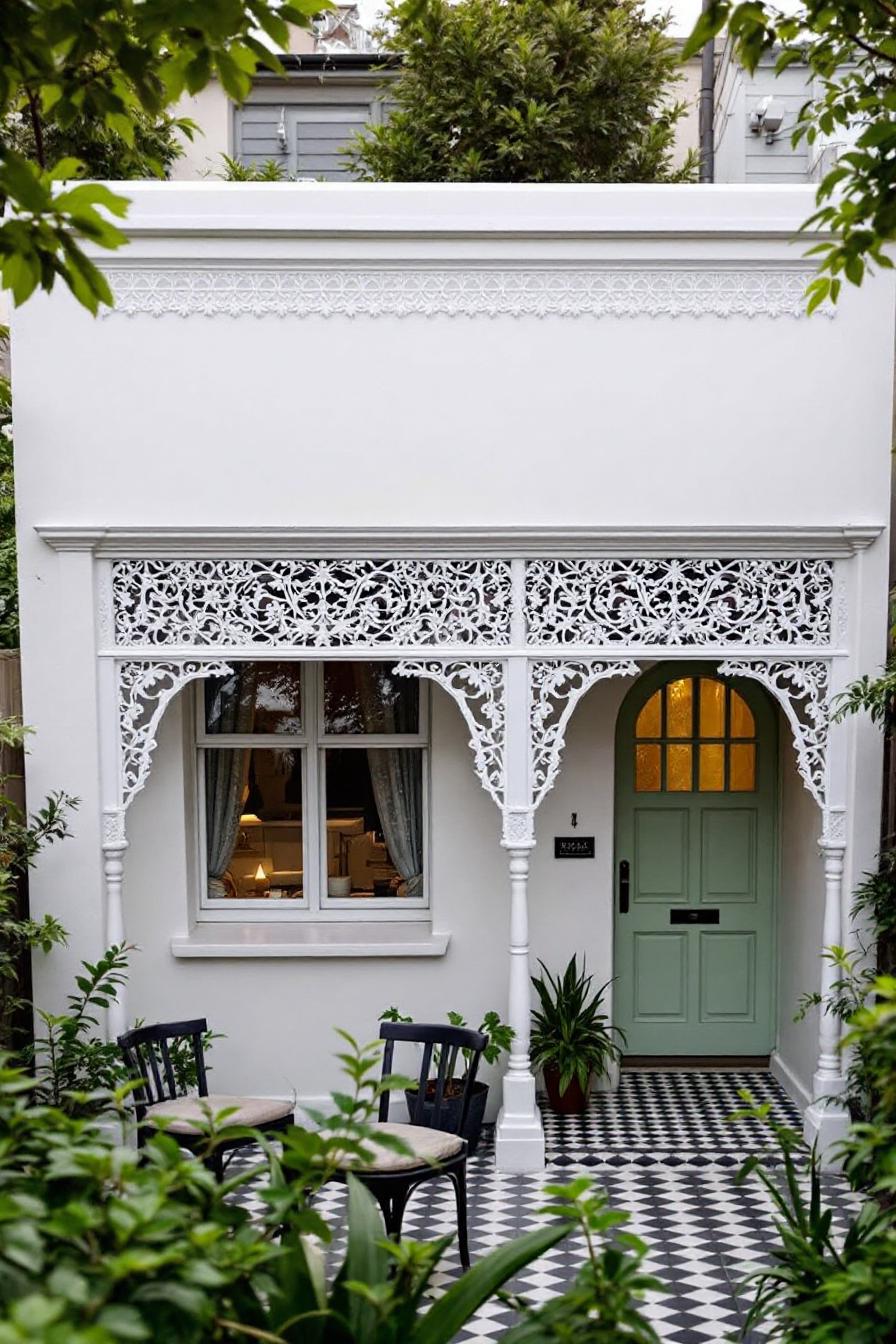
<box><xmin>13</xmin><ymin>183</ymin><xmax>894</xmax><ymax>1172</ymax></box>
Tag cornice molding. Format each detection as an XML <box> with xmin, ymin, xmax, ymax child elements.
<box><xmin>36</xmin><ymin>525</ymin><xmax>883</xmax><ymax>559</ymax></box>
<box><xmin>100</xmin><ymin>265</ymin><xmax>831</xmax><ymax>321</ymax></box>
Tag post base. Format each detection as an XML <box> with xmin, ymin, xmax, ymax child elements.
<box><xmin>804</xmin><ymin>1080</ymin><xmax>851</xmax><ymax>1166</ymax></box>
<box><xmin>495</xmin><ymin>1070</ymin><xmax>545</xmax><ymax>1173</ymax></box>
<box><xmin>495</xmin><ymin>1106</ymin><xmax>546</xmax><ymax>1173</ymax></box>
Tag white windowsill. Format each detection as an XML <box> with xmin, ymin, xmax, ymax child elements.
<box><xmin>170</xmin><ymin>922</ymin><xmax>450</xmax><ymax>959</ymax></box>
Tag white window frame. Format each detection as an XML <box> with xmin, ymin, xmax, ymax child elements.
<box><xmin>194</xmin><ymin>661</ymin><xmax>430</xmax><ymax>923</ymax></box>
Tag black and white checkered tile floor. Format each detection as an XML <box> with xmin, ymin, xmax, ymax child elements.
<box><xmin>229</xmin><ymin>1071</ymin><xmax>861</xmax><ymax>1344</ymax></box>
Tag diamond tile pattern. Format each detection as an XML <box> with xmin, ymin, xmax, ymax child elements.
<box><xmin>228</xmin><ymin>1071</ymin><xmax>861</xmax><ymax>1344</ymax></box>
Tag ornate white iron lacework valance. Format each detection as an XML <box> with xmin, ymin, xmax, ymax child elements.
<box><xmin>109</xmin><ymin>558</ymin><xmax>839</xmax><ymax>818</ymax></box>
<box><xmin>104</xmin><ymin>267</ymin><xmax>831</xmax><ymax>322</ymax></box>
<box><xmin>112</xmin><ymin>559</ymin><xmax>514</xmax><ymax>649</ymax></box>
<box><xmin>525</xmin><ymin>558</ymin><xmax>834</xmax><ymax>647</ymax></box>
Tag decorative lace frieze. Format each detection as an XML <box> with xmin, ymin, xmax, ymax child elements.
<box><xmin>718</xmin><ymin>658</ymin><xmax>830</xmax><ymax>806</ymax></box>
<box><xmin>525</xmin><ymin>559</ymin><xmax>834</xmax><ymax>648</ymax></box>
<box><xmin>530</xmin><ymin>660</ymin><xmax>640</xmax><ymax>807</ymax></box>
<box><xmin>105</xmin><ymin>267</ymin><xmax>828</xmax><ymax>321</ymax></box>
<box><xmin>120</xmin><ymin>660</ymin><xmax>232</xmax><ymax>808</ymax></box>
<box><xmin>112</xmin><ymin>559</ymin><xmax>513</xmax><ymax>649</ymax></box>
<box><xmin>395</xmin><ymin>660</ymin><xmax>506</xmax><ymax>806</ymax></box>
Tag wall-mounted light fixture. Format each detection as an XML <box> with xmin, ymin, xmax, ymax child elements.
<box><xmin>749</xmin><ymin>97</ymin><xmax>785</xmax><ymax>144</ymax></box>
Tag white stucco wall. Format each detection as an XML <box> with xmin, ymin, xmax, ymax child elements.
<box><xmin>11</xmin><ymin>185</ymin><xmax>895</xmax><ymax>1113</ymax></box>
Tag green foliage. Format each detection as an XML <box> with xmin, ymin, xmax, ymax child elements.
<box><xmin>27</xmin><ymin>943</ymin><xmax>132</xmax><ymax>1112</ymax></box>
<box><xmin>734</xmin><ymin>978</ymin><xmax>896</xmax><ymax>1340</ymax></box>
<box><xmin>379</xmin><ymin>1005</ymin><xmax>515</xmax><ymax>1073</ymax></box>
<box><xmin>530</xmin><ymin>955</ymin><xmax>625</xmax><ymax>1094</ymax></box>
<box><xmin>0</xmin><ymin>0</ymin><xmax>323</xmax><ymax>312</ymax></box>
<box><xmin>0</xmin><ymin>1034</ymin><xmax>662</xmax><ymax>1344</ymax></box>
<box><xmin>350</xmin><ymin>0</ymin><xmax>697</xmax><ymax>183</ymax></box>
<box><xmin>501</xmin><ymin>1177</ymin><xmax>661</xmax><ymax>1342</ymax></box>
<box><xmin>216</xmin><ymin>153</ymin><xmax>293</xmax><ymax>181</ymax></box>
<box><xmin>0</xmin><ymin>724</ymin><xmax>73</xmax><ymax>1052</ymax></box>
<box><xmin>685</xmin><ymin>0</ymin><xmax>896</xmax><ymax>303</ymax></box>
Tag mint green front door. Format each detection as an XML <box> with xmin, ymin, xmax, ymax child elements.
<box><xmin>614</xmin><ymin>667</ymin><xmax>777</xmax><ymax>1056</ymax></box>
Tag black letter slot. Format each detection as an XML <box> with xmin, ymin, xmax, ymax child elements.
<box><xmin>670</xmin><ymin>908</ymin><xmax>720</xmax><ymax>925</ymax></box>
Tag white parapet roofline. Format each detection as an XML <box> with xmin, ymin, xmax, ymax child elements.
<box><xmin>89</xmin><ymin>181</ymin><xmax>830</xmax><ymax>241</ymax></box>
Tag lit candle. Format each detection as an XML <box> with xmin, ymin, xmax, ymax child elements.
<box><xmin>254</xmin><ymin>863</ymin><xmax>269</xmax><ymax>894</ymax></box>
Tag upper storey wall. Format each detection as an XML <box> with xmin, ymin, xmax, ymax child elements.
<box><xmin>11</xmin><ymin>183</ymin><xmax>895</xmax><ymax>534</ymax></box>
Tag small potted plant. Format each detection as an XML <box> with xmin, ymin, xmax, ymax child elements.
<box><xmin>530</xmin><ymin>955</ymin><xmax>625</xmax><ymax>1114</ymax></box>
<box><xmin>380</xmin><ymin>1007</ymin><xmax>513</xmax><ymax>1154</ymax></box>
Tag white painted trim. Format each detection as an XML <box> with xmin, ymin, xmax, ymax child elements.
<box><xmin>36</xmin><ymin>524</ymin><xmax>883</xmax><ymax>558</ymax></box>
<box><xmin>769</xmin><ymin>1049</ymin><xmax>812</xmax><ymax>1113</ymax></box>
<box><xmin>170</xmin><ymin>923</ymin><xmax>450</xmax><ymax>958</ymax></box>
<box><xmin>77</xmin><ymin>181</ymin><xmax>832</xmax><ymax>241</ymax></box>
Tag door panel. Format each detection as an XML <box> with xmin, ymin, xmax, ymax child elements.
<box><xmin>699</xmin><ymin>932</ymin><xmax>756</xmax><ymax>1021</ymax></box>
<box><xmin>633</xmin><ymin>933</ymin><xmax>688</xmax><ymax>1019</ymax></box>
<box><xmin>615</xmin><ymin>669</ymin><xmax>776</xmax><ymax>1056</ymax></box>
<box><xmin>634</xmin><ymin>810</ymin><xmax>689</xmax><ymax>902</ymax></box>
<box><xmin>701</xmin><ymin>810</ymin><xmax>756</xmax><ymax>903</ymax></box>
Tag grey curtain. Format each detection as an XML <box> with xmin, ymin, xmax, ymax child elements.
<box><xmin>355</xmin><ymin>664</ymin><xmax>424</xmax><ymax>897</ymax></box>
<box><xmin>205</xmin><ymin>665</ymin><xmax>257</xmax><ymax>899</ymax></box>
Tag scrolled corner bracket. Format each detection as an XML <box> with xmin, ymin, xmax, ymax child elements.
<box><xmin>717</xmin><ymin>657</ymin><xmax>830</xmax><ymax>809</ymax></box>
<box><xmin>394</xmin><ymin>659</ymin><xmax>506</xmax><ymax>808</ymax></box>
<box><xmin>530</xmin><ymin>659</ymin><xmax>641</xmax><ymax>809</ymax></box>
<box><xmin>119</xmin><ymin>659</ymin><xmax>233</xmax><ymax>810</ymax></box>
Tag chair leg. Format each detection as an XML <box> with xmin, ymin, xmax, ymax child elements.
<box><xmin>451</xmin><ymin>1165</ymin><xmax>471</xmax><ymax>1270</ymax></box>
<box><xmin>387</xmin><ymin>1184</ymin><xmax>411</xmax><ymax>1242</ymax></box>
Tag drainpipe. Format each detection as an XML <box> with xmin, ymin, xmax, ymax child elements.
<box><xmin>699</xmin><ymin>0</ymin><xmax>715</xmax><ymax>183</ymax></box>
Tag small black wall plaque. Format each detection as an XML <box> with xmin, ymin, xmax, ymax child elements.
<box><xmin>554</xmin><ymin>836</ymin><xmax>595</xmax><ymax>859</ymax></box>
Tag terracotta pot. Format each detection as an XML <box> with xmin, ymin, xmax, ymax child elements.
<box><xmin>543</xmin><ymin>1064</ymin><xmax>591</xmax><ymax>1114</ymax></box>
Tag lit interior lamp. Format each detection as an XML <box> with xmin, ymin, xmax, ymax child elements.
<box><xmin>253</xmin><ymin>863</ymin><xmax>270</xmax><ymax>895</ymax></box>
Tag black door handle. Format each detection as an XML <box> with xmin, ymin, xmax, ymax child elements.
<box><xmin>619</xmin><ymin>859</ymin><xmax>630</xmax><ymax>914</ymax></box>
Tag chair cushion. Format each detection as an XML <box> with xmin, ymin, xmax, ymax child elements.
<box><xmin>352</xmin><ymin>1121</ymin><xmax>464</xmax><ymax>1172</ymax></box>
<box><xmin>143</xmin><ymin>1094</ymin><xmax>293</xmax><ymax>1135</ymax></box>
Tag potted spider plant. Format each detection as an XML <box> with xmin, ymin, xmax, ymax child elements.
<box><xmin>530</xmin><ymin>955</ymin><xmax>625</xmax><ymax>1114</ymax></box>
<box><xmin>379</xmin><ymin>1007</ymin><xmax>513</xmax><ymax>1154</ymax></box>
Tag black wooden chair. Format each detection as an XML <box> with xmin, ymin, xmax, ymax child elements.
<box><xmin>333</xmin><ymin>1021</ymin><xmax>488</xmax><ymax>1270</ymax></box>
<box><xmin>117</xmin><ymin>1018</ymin><xmax>294</xmax><ymax>1179</ymax></box>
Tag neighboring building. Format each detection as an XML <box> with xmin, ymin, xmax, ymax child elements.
<box><xmin>13</xmin><ymin>183</ymin><xmax>894</xmax><ymax>1173</ymax></box>
<box><xmin>169</xmin><ymin>7</ymin><xmax>397</xmax><ymax>182</ymax></box>
<box><xmin>711</xmin><ymin>38</ymin><xmax>856</xmax><ymax>184</ymax></box>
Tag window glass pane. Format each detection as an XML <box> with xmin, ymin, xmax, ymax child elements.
<box><xmin>665</xmin><ymin>679</ymin><xmax>693</xmax><ymax>738</ymax></box>
<box><xmin>205</xmin><ymin>747</ymin><xmax>303</xmax><ymax>899</ymax></box>
<box><xmin>699</xmin><ymin>743</ymin><xmax>726</xmax><ymax>791</ymax></box>
<box><xmin>666</xmin><ymin>743</ymin><xmax>693</xmax><ymax>791</ymax></box>
<box><xmin>635</xmin><ymin>743</ymin><xmax>661</xmax><ymax>791</ymax></box>
<box><xmin>729</xmin><ymin>691</ymin><xmax>755</xmax><ymax>739</ymax></box>
<box><xmin>323</xmin><ymin>662</ymin><xmax>420</xmax><ymax>735</ymax></box>
<box><xmin>729</xmin><ymin>743</ymin><xmax>756</xmax><ymax>791</ymax></box>
<box><xmin>205</xmin><ymin>663</ymin><xmax>302</xmax><ymax>735</ymax></box>
<box><xmin>324</xmin><ymin>748</ymin><xmax>424</xmax><ymax>899</ymax></box>
<box><xmin>699</xmin><ymin>679</ymin><xmax>726</xmax><ymax>739</ymax></box>
<box><xmin>636</xmin><ymin>691</ymin><xmax>662</xmax><ymax>739</ymax></box>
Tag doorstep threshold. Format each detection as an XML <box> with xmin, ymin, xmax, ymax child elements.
<box><xmin>622</xmin><ymin>1055</ymin><xmax>770</xmax><ymax>1071</ymax></box>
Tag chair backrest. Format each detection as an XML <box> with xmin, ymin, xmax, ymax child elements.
<box><xmin>117</xmin><ymin>1019</ymin><xmax>209</xmax><ymax>1117</ymax></box>
<box><xmin>379</xmin><ymin>1021</ymin><xmax>489</xmax><ymax>1134</ymax></box>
